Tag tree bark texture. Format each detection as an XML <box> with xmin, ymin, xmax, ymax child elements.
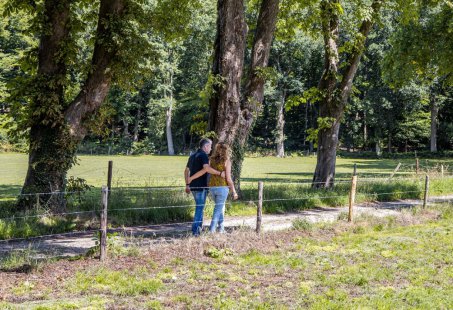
<box><xmin>20</xmin><ymin>0</ymin><xmax>72</xmax><ymax>210</ymax></box>
<box><xmin>230</xmin><ymin>0</ymin><xmax>279</xmax><ymax>190</ymax></box>
<box><xmin>208</xmin><ymin>0</ymin><xmax>247</xmax><ymax>145</ymax></box>
<box><xmin>20</xmin><ymin>0</ymin><xmax>126</xmax><ymax>210</ymax></box>
<box><xmin>166</xmin><ymin>104</ymin><xmax>175</xmax><ymax>155</ymax></box>
<box><xmin>430</xmin><ymin>94</ymin><xmax>438</xmax><ymax>152</ymax></box>
<box><xmin>236</xmin><ymin>0</ymin><xmax>279</xmax><ymax>147</ymax></box>
<box><xmin>276</xmin><ymin>90</ymin><xmax>286</xmax><ymax>157</ymax></box>
<box><xmin>166</xmin><ymin>72</ymin><xmax>175</xmax><ymax>155</ymax></box>
<box><xmin>312</xmin><ymin>0</ymin><xmax>382</xmax><ymax>188</ymax></box>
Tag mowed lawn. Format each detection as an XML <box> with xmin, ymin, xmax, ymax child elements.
<box><xmin>1</xmin><ymin>153</ymin><xmax>452</xmax><ymax>188</ymax></box>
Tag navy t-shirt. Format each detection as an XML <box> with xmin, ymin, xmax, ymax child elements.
<box><xmin>187</xmin><ymin>149</ymin><xmax>209</xmax><ymax>191</ymax></box>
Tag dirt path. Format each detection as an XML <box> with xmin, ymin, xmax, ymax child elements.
<box><xmin>1</xmin><ymin>195</ymin><xmax>452</xmax><ymax>260</ymax></box>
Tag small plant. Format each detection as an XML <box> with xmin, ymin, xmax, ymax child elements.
<box><xmin>86</xmin><ymin>231</ymin><xmax>136</xmax><ymax>258</ymax></box>
<box><xmin>203</xmin><ymin>246</ymin><xmax>234</xmax><ymax>259</ymax></box>
<box><xmin>0</xmin><ymin>246</ymin><xmax>39</xmax><ymax>273</ymax></box>
<box><xmin>292</xmin><ymin>218</ymin><xmax>313</xmax><ymax>231</ymax></box>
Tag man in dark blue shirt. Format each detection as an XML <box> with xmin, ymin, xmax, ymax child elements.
<box><xmin>184</xmin><ymin>138</ymin><xmax>224</xmax><ymax>235</ymax></box>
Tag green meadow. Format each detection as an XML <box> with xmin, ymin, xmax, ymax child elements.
<box><xmin>1</xmin><ymin>153</ymin><xmax>452</xmax><ymax>188</ymax></box>
<box><xmin>1</xmin><ymin>153</ymin><xmax>452</xmax><ymax>240</ymax></box>
<box><xmin>1</xmin><ymin>205</ymin><xmax>452</xmax><ymax>309</ymax></box>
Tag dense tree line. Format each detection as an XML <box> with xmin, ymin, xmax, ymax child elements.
<box><xmin>0</xmin><ymin>0</ymin><xmax>452</xmax><ymax>208</ymax></box>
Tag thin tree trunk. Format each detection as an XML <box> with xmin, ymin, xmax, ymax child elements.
<box><xmin>363</xmin><ymin>109</ymin><xmax>367</xmax><ymax>148</ymax></box>
<box><xmin>166</xmin><ymin>105</ymin><xmax>175</xmax><ymax>155</ymax></box>
<box><xmin>166</xmin><ymin>71</ymin><xmax>175</xmax><ymax>155</ymax></box>
<box><xmin>276</xmin><ymin>90</ymin><xmax>286</xmax><ymax>157</ymax></box>
<box><xmin>375</xmin><ymin>140</ymin><xmax>381</xmax><ymax>156</ymax></box>
<box><xmin>133</xmin><ymin>108</ymin><xmax>141</xmax><ymax>142</ymax></box>
<box><xmin>304</xmin><ymin>102</ymin><xmax>309</xmax><ymax>147</ymax></box>
<box><xmin>430</xmin><ymin>95</ymin><xmax>438</xmax><ymax>152</ymax></box>
<box><xmin>388</xmin><ymin>132</ymin><xmax>392</xmax><ymax>153</ymax></box>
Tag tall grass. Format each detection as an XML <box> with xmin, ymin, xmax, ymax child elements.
<box><xmin>1</xmin><ymin>176</ymin><xmax>452</xmax><ymax>240</ymax></box>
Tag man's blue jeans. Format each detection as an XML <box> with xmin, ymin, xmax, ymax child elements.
<box><xmin>191</xmin><ymin>189</ymin><xmax>208</xmax><ymax>236</ymax></box>
<box><xmin>209</xmin><ymin>186</ymin><xmax>229</xmax><ymax>233</ymax></box>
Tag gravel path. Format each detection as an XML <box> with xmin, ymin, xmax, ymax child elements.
<box><xmin>1</xmin><ymin>195</ymin><xmax>452</xmax><ymax>260</ymax></box>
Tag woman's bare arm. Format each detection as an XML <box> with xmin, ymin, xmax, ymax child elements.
<box><xmin>225</xmin><ymin>159</ymin><xmax>238</xmax><ymax>199</ymax></box>
<box><xmin>188</xmin><ymin>161</ymin><xmax>224</xmax><ymax>183</ymax></box>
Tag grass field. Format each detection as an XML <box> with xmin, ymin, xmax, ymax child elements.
<box><xmin>1</xmin><ymin>204</ymin><xmax>452</xmax><ymax>309</ymax></box>
<box><xmin>1</xmin><ymin>153</ymin><xmax>453</xmax><ymax>240</ymax></box>
<box><xmin>1</xmin><ymin>153</ymin><xmax>452</xmax><ymax>188</ymax></box>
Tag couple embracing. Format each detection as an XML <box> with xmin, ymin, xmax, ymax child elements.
<box><xmin>184</xmin><ymin>138</ymin><xmax>238</xmax><ymax>236</ymax></box>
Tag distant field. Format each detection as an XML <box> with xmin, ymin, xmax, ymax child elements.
<box><xmin>1</xmin><ymin>153</ymin><xmax>452</xmax><ymax>188</ymax></box>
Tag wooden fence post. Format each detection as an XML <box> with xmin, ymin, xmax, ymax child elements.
<box><xmin>441</xmin><ymin>164</ymin><xmax>444</xmax><ymax>178</ymax></box>
<box><xmin>349</xmin><ymin>166</ymin><xmax>358</xmax><ymax>222</ymax></box>
<box><xmin>256</xmin><ymin>181</ymin><xmax>263</xmax><ymax>233</ymax></box>
<box><xmin>100</xmin><ymin>186</ymin><xmax>108</xmax><ymax>261</ymax></box>
<box><xmin>389</xmin><ymin>163</ymin><xmax>402</xmax><ymax>179</ymax></box>
<box><xmin>423</xmin><ymin>175</ymin><xmax>429</xmax><ymax>209</ymax></box>
<box><xmin>416</xmin><ymin>158</ymin><xmax>420</xmax><ymax>175</ymax></box>
<box><xmin>107</xmin><ymin>161</ymin><xmax>113</xmax><ymax>199</ymax></box>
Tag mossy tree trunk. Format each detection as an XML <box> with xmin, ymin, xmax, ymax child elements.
<box><xmin>312</xmin><ymin>0</ymin><xmax>382</xmax><ymax>188</ymax></box>
<box><xmin>230</xmin><ymin>0</ymin><xmax>279</xmax><ymax>192</ymax></box>
<box><xmin>19</xmin><ymin>0</ymin><xmax>126</xmax><ymax>211</ymax></box>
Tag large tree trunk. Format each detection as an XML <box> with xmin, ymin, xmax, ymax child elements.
<box><xmin>20</xmin><ymin>0</ymin><xmax>126</xmax><ymax>210</ymax></box>
<box><xmin>208</xmin><ymin>0</ymin><xmax>247</xmax><ymax>145</ymax></box>
<box><xmin>276</xmin><ymin>90</ymin><xmax>286</xmax><ymax>157</ymax></box>
<box><xmin>312</xmin><ymin>0</ymin><xmax>340</xmax><ymax>188</ymax></box>
<box><xmin>430</xmin><ymin>96</ymin><xmax>438</xmax><ymax>152</ymax></box>
<box><xmin>19</xmin><ymin>0</ymin><xmax>72</xmax><ymax>210</ymax></box>
<box><xmin>230</xmin><ymin>0</ymin><xmax>279</xmax><ymax>190</ymax></box>
<box><xmin>312</xmin><ymin>0</ymin><xmax>382</xmax><ymax>188</ymax></box>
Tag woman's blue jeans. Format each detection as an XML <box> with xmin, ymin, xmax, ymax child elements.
<box><xmin>209</xmin><ymin>186</ymin><xmax>229</xmax><ymax>233</ymax></box>
<box><xmin>191</xmin><ymin>189</ymin><xmax>208</xmax><ymax>236</ymax></box>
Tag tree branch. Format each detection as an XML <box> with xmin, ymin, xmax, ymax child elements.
<box><xmin>339</xmin><ymin>0</ymin><xmax>383</xmax><ymax>105</ymax></box>
<box><xmin>64</xmin><ymin>0</ymin><xmax>126</xmax><ymax>140</ymax></box>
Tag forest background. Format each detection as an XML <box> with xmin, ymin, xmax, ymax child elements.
<box><xmin>1</xmin><ymin>0</ymin><xmax>452</xmax><ymax>158</ymax></box>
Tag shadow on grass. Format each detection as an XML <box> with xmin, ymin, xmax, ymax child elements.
<box><xmin>2</xmin><ymin>177</ymin><xmax>451</xmax><ymax>241</ymax></box>
<box><xmin>0</xmin><ymin>185</ymin><xmax>22</xmax><ymax>198</ymax></box>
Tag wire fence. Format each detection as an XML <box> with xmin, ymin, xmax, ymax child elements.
<box><xmin>1</xmin><ymin>161</ymin><xmax>453</xmax><ymax>261</ymax></box>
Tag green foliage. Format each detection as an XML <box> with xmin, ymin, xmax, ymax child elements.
<box><xmin>383</xmin><ymin>2</ymin><xmax>453</xmax><ymax>86</ymax></box>
<box><xmin>203</xmin><ymin>246</ymin><xmax>234</xmax><ymax>259</ymax></box>
<box><xmin>71</xmin><ymin>267</ymin><xmax>163</xmax><ymax>296</ymax></box>
<box><xmin>305</xmin><ymin>117</ymin><xmax>336</xmax><ymax>146</ymax></box>
<box><xmin>292</xmin><ymin>218</ymin><xmax>313</xmax><ymax>231</ymax></box>
<box><xmin>287</xmin><ymin>86</ymin><xmax>323</xmax><ymax>110</ymax></box>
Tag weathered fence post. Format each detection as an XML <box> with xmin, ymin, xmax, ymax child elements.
<box><xmin>100</xmin><ymin>186</ymin><xmax>108</xmax><ymax>261</ymax></box>
<box><xmin>256</xmin><ymin>181</ymin><xmax>263</xmax><ymax>233</ymax></box>
<box><xmin>423</xmin><ymin>175</ymin><xmax>429</xmax><ymax>209</ymax></box>
<box><xmin>441</xmin><ymin>164</ymin><xmax>444</xmax><ymax>178</ymax></box>
<box><xmin>349</xmin><ymin>165</ymin><xmax>358</xmax><ymax>222</ymax></box>
<box><xmin>36</xmin><ymin>194</ymin><xmax>40</xmax><ymax>212</ymax></box>
<box><xmin>107</xmin><ymin>160</ymin><xmax>113</xmax><ymax>199</ymax></box>
<box><xmin>390</xmin><ymin>163</ymin><xmax>402</xmax><ymax>179</ymax></box>
<box><xmin>416</xmin><ymin>158</ymin><xmax>420</xmax><ymax>175</ymax></box>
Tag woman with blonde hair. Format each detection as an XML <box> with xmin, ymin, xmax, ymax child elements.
<box><xmin>188</xmin><ymin>142</ymin><xmax>238</xmax><ymax>233</ymax></box>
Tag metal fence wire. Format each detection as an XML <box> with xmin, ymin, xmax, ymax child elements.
<box><xmin>0</xmin><ymin>174</ymin><xmax>452</xmax><ymax>245</ymax></box>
